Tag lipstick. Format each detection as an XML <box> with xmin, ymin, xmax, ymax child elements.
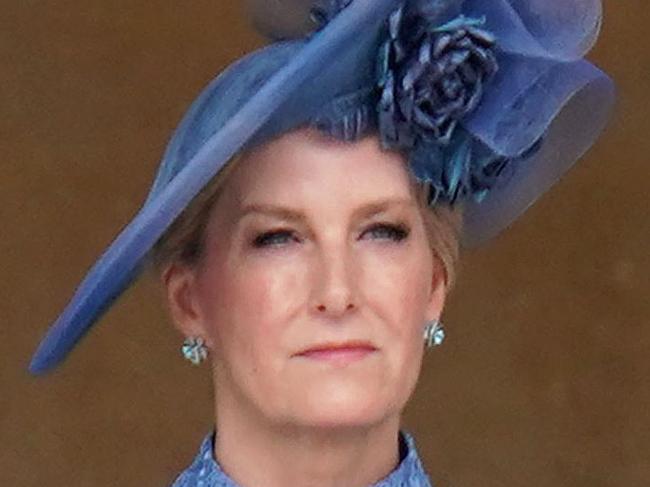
<box><xmin>295</xmin><ymin>341</ymin><xmax>377</xmax><ymax>365</ymax></box>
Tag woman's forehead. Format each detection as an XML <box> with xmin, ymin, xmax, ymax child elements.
<box><xmin>229</xmin><ymin>128</ymin><xmax>415</xmax><ymax>203</ymax></box>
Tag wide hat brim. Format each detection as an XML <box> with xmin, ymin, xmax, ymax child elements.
<box><xmin>29</xmin><ymin>0</ymin><xmax>614</xmax><ymax>374</ymax></box>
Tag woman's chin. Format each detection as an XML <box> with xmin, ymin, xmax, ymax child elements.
<box><xmin>291</xmin><ymin>383</ymin><xmax>397</xmax><ymax>429</ymax></box>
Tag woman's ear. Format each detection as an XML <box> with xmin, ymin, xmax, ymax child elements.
<box><xmin>425</xmin><ymin>257</ymin><xmax>448</xmax><ymax>322</ymax></box>
<box><xmin>161</xmin><ymin>262</ymin><xmax>208</xmax><ymax>343</ymax></box>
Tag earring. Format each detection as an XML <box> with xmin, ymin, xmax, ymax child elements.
<box><xmin>181</xmin><ymin>337</ymin><xmax>209</xmax><ymax>365</ymax></box>
<box><xmin>423</xmin><ymin>319</ymin><xmax>445</xmax><ymax>349</ymax></box>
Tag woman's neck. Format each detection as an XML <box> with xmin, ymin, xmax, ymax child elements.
<box><xmin>213</xmin><ymin>394</ymin><xmax>402</xmax><ymax>487</ymax></box>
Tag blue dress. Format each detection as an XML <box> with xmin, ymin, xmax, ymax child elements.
<box><xmin>171</xmin><ymin>430</ymin><xmax>433</xmax><ymax>486</ymax></box>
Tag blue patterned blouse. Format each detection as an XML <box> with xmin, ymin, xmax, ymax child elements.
<box><xmin>171</xmin><ymin>430</ymin><xmax>433</xmax><ymax>486</ymax></box>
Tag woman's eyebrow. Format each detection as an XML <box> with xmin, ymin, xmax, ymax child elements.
<box><xmin>237</xmin><ymin>203</ymin><xmax>307</xmax><ymax>223</ymax></box>
<box><xmin>237</xmin><ymin>198</ymin><xmax>414</xmax><ymax>223</ymax></box>
<box><xmin>351</xmin><ymin>199</ymin><xmax>415</xmax><ymax>218</ymax></box>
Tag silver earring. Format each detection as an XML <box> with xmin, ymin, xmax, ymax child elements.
<box><xmin>182</xmin><ymin>337</ymin><xmax>209</xmax><ymax>365</ymax></box>
<box><xmin>424</xmin><ymin>320</ymin><xmax>445</xmax><ymax>349</ymax></box>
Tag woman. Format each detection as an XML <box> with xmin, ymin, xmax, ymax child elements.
<box><xmin>160</xmin><ymin>128</ymin><xmax>455</xmax><ymax>486</ymax></box>
<box><xmin>28</xmin><ymin>0</ymin><xmax>614</xmax><ymax>485</ymax></box>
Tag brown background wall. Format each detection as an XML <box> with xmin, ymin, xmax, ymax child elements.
<box><xmin>1</xmin><ymin>1</ymin><xmax>648</xmax><ymax>486</ymax></box>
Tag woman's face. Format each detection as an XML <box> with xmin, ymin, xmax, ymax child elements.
<box><xmin>174</xmin><ymin>129</ymin><xmax>446</xmax><ymax>430</ymax></box>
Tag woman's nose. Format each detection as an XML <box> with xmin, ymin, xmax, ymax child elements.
<box><xmin>310</xmin><ymin>245</ymin><xmax>358</xmax><ymax>318</ymax></box>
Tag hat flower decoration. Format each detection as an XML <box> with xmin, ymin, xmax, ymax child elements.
<box><xmin>376</xmin><ymin>7</ymin><xmax>503</xmax><ymax>205</ymax></box>
<box><xmin>29</xmin><ymin>0</ymin><xmax>614</xmax><ymax>373</ymax></box>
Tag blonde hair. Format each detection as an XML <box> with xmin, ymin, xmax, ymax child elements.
<box><xmin>147</xmin><ymin>149</ymin><xmax>462</xmax><ymax>289</ymax></box>
<box><xmin>415</xmin><ymin>196</ymin><xmax>462</xmax><ymax>290</ymax></box>
<box><xmin>147</xmin><ymin>155</ymin><xmax>241</xmax><ymax>273</ymax></box>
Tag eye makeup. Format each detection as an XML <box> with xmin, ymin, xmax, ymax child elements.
<box><xmin>249</xmin><ymin>220</ymin><xmax>411</xmax><ymax>250</ymax></box>
<box><xmin>362</xmin><ymin>222</ymin><xmax>410</xmax><ymax>242</ymax></box>
<box><xmin>251</xmin><ymin>229</ymin><xmax>298</xmax><ymax>248</ymax></box>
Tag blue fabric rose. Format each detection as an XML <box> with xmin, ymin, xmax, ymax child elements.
<box><xmin>306</xmin><ymin>0</ymin><xmax>605</xmax><ymax>209</ymax></box>
<box><xmin>377</xmin><ymin>8</ymin><xmax>499</xmax><ymax>148</ymax></box>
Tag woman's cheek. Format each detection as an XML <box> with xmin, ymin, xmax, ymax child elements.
<box><xmin>362</xmin><ymin>245</ymin><xmax>427</xmax><ymax>303</ymax></box>
<box><xmin>239</xmin><ymin>256</ymin><xmax>306</xmax><ymax>323</ymax></box>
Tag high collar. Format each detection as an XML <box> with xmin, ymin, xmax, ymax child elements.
<box><xmin>172</xmin><ymin>429</ymin><xmax>433</xmax><ymax>487</ymax></box>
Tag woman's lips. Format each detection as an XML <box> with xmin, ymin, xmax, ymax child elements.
<box><xmin>296</xmin><ymin>343</ymin><xmax>377</xmax><ymax>365</ymax></box>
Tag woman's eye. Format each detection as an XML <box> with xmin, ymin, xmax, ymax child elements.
<box><xmin>252</xmin><ymin>230</ymin><xmax>296</xmax><ymax>248</ymax></box>
<box><xmin>252</xmin><ymin>223</ymin><xmax>409</xmax><ymax>248</ymax></box>
<box><xmin>363</xmin><ymin>223</ymin><xmax>410</xmax><ymax>242</ymax></box>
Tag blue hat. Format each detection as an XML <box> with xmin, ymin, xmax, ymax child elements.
<box><xmin>29</xmin><ymin>0</ymin><xmax>614</xmax><ymax>374</ymax></box>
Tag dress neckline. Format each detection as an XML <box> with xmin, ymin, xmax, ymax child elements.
<box><xmin>171</xmin><ymin>429</ymin><xmax>433</xmax><ymax>487</ymax></box>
